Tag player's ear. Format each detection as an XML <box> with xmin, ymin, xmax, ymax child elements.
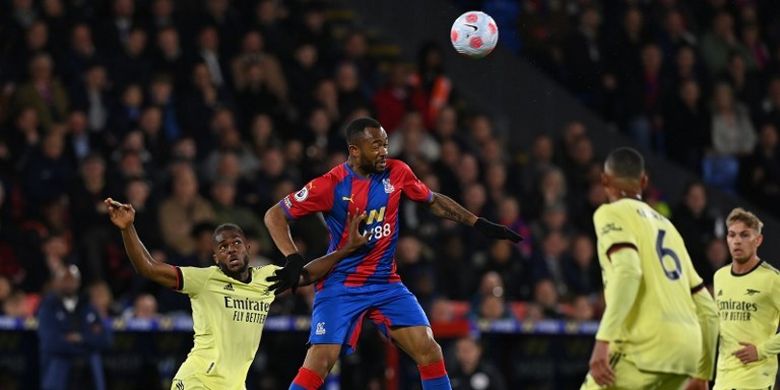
<box><xmin>639</xmin><ymin>173</ymin><xmax>649</xmax><ymax>190</ymax></box>
<box><xmin>755</xmin><ymin>233</ymin><xmax>764</xmax><ymax>247</ymax></box>
<box><xmin>348</xmin><ymin>143</ymin><xmax>360</xmax><ymax>157</ymax></box>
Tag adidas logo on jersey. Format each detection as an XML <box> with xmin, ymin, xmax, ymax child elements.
<box><xmin>224</xmin><ymin>283</ymin><xmax>234</xmax><ymax>291</ymax></box>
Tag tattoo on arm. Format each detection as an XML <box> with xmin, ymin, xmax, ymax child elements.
<box><xmin>428</xmin><ymin>192</ymin><xmax>478</xmax><ymax>225</ymax></box>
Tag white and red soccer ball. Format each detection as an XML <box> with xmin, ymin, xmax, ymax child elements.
<box><xmin>450</xmin><ymin>11</ymin><xmax>499</xmax><ymax>59</ymax></box>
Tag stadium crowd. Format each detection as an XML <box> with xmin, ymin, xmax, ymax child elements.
<box><xmin>0</xmin><ymin>0</ymin><xmax>746</xmax><ymax>388</ymax></box>
<box><xmin>468</xmin><ymin>0</ymin><xmax>780</xmax><ymax>207</ymax></box>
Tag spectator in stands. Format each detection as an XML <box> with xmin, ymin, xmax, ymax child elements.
<box><xmin>450</xmin><ymin>336</ymin><xmax>507</xmax><ymax>390</ymax></box>
<box><xmin>570</xmin><ymin>295</ymin><xmax>595</xmax><ymax>322</ymax></box>
<box><xmin>700</xmin><ymin>12</ymin><xmax>751</xmax><ymax>75</ymax></box>
<box><xmin>23</xmin><ymin>130</ymin><xmax>74</xmax><ymax>208</ymax></box>
<box><xmin>210</xmin><ymin>178</ymin><xmax>264</xmax><ymax>237</ymax></box>
<box><xmin>152</xmin><ymin>27</ymin><xmax>188</xmax><ymax>88</ymax></box>
<box><xmin>64</xmin><ymin>111</ymin><xmax>99</xmax><ymax>163</ymax></box>
<box><xmin>672</xmin><ymin>181</ymin><xmax>721</xmax><ymax>274</ymax></box>
<box><xmin>483</xmin><ymin>240</ymin><xmax>530</xmax><ymax>300</ymax></box>
<box><xmin>739</xmin><ymin>123</ymin><xmax>780</xmax><ymax>210</ymax></box>
<box><xmin>374</xmin><ymin>62</ymin><xmax>412</xmax><ymax>132</ymax></box>
<box><xmin>664</xmin><ymin>79</ymin><xmax>710</xmax><ymax>172</ymax></box>
<box><xmin>563</xmin><ymin>234</ymin><xmax>601</xmax><ymax>298</ymax></box>
<box><xmin>73</xmin><ymin>64</ymin><xmax>111</xmax><ymax>134</ymax></box>
<box><xmin>3</xmin><ymin>290</ymin><xmax>31</xmax><ymax>317</ymax></box>
<box><xmin>37</xmin><ymin>265</ymin><xmax>112</xmax><ymax>390</ymax></box>
<box><xmin>130</xmin><ymin>293</ymin><xmax>158</xmax><ymax>319</ymax></box>
<box><xmin>563</xmin><ymin>7</ymin><xmax>605</xmax><ymax>107</ymax></box>
<box><xmin>758</xmin><ymin>76</ymin><xmax>780</xmax><ymax>129</ymax></box>
<box><xmin>532</xmin><ymin>230</ymin><xmax>570</xmax><ymax>297</ymax></box>
<box><xmin>12</xmin><ymin>53</ymin><xmax>69</xmax><ymax>130</ymax></box>
<box><xmin>158</xmin><ymin>164</ymin><xmax>215</xmax><ymax>256</ymax></box>
<box><xmin>710</xmin><ymin>82</ymin><xmax>756</xmax><ymax>156</ymax></box>
<box><xmin>410</xmin><ymin>42</ymin><xmax>455</xmax><ymax>129</ymax></box>
<box><xmin>0</xmin><ymin>276</ymin><xmax>12</xmax><ymax>312</ymax></box>
<box><xmin>87</xmin><ymin>281</ymin><xmax>119</xmax><ymax>319</ymax></box>
<box><xmin>109</xmin><ymin>84</ymin><xmax>144</xmax><ymax>141</ymax></box>
<box><xmin>527</xmin><ymin>167</ymin><xmax>567</xmax><ymax>221</ymax></box>
<box><xmin>703</xmin><ymin>238</ymin><xmax>730</xmax><ymax>289</ymax></box>
<box><xmin>530</xmin><ymin>278</ymin><xmax>565</xmax><ymax>320</ymax></box>
<box><xmin>71</xmin><ymin>154</ymin><xmax>117</xmax><ymax>283</ymax></box>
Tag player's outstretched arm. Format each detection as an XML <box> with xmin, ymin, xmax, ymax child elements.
<box><xmin>428</xmin><ymin>192</ymin><xmax>522</xmax><ymax>242</ymax></box>
<box><xmin>298</xmin><ymin>213</ymin><xmax>368</xmax><ymax>286</ymax></box>
<box><xmin>264</xmin><ymin>204</ymin><xmax>306</xmax><ymax>293</ymax></box>
<box><xmin>105</xmin><ymin>198</ymin><xmax>178</xmax><ymax>289</ymax></box>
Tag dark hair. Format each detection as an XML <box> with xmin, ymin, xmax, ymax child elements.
<box><xmin>213</xmin><ymin>223</ymin><xmax>244</xmax><ymax>240</ymax></box>
<box><xmin>605</xmin><ymin>147</ymin><xmax>644</xmax><ymax>179</ymax></box>
<box><xmin>345</xmin><ymin>117</ymin><xmax>381</xmax><ymax>144</ymax></box>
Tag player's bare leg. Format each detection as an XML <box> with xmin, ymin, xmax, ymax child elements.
<box><xmin>389</xmin><ymin>326</ymin><xmax>451</xmax><ymax>390</ymax></box>
<box><xmin>289</xmin><ymin>344</ymin><xmax>340</xmax><ymax>390</ymax></box>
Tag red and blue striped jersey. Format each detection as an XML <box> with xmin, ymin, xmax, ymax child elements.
<box><xmin>279</xmin><ymin>159</ymin><xmax>433</xmax><ymax>290</ymax></box>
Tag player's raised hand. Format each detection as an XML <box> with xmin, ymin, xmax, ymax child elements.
<box><xmin>266</xmin><ymin>253</ymin><xmax>306</xmax><ymax>295</ymax></box>
<box><xmin>474</xmin><ymin>217</ymin><xmax>523</xmax><ymax>242</ymax></box>
<box><xmin>588</xmin><ymin>340</ymin><xmax>615</xmax><ymax>387</ymax></box>
<box><xmin>104</xmin><ymin>198</ymin><xmax>135</xmax><ymax>230</ymax></box>
<box><xmin>345</xmin><ymin>212</ymin><xmax>368</xmax><ymax>251</ymax></box>
<box><xmin>734</xmin><ymin>342</ymin><xmax>759</xmax><ymax>364</ymax></box>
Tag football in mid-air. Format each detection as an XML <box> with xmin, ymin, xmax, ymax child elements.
<box><xmin>450</xmin><ymin>11</ymin><xmax>499</xmax><ymax>58</ymax></box>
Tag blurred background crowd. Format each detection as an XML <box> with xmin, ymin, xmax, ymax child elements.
<box><xmin>0</xmin><ymin>0</ymin><xmax>776</xmax><ymax>388</ymax></box>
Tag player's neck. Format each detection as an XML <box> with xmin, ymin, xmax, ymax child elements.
<box><xmin>731</xmin><ymin>256</ymin><xmax>760</xmax><ymax>275</ymax></box>
<box><xmin>347</xmin><ymin>158</ymin><xmax>371</xmax><ymax>178</ymax></box>
<box><xmin>608</xmin><ymin>192</ymin><xmax>642</xmax><ymax>203</ymax></box>
<box><xmin>221</xmin><ymin>267</ymin><xmax>251</xmax><ymax>283</ymax></box>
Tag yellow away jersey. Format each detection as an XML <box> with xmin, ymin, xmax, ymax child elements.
<box><xmin>713</xmin><ymin>261</ymin><xmax>780</xmax><ymax>389</ymax></box>
<box><xmin>594</xmin><ymin>198</ymin><xmax>704</xmax><ymax>375</ymax></box>
<box><xmin>173</xmin><ymin>265</ymin><xmax>280</xmax><ymax>390</ymax></box>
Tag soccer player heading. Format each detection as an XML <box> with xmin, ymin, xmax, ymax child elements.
<box><xmin>581</xmin><ymin>147</ymin><xmax>719</xmax><ymax>390</ymax></box>
<box><xmin>105</xmin><ymin>198</ymin><xmax>368</xmax><ymax>390</ymax></box>
<box><xmin>713</xmin><ymin>208</ymin><xmax>780</xmax><ymax>389</ymax></box>
<box><xmin>263</xmin><ymin>117</ymin><xmax>522</xmax><ymax>390</ymax></box>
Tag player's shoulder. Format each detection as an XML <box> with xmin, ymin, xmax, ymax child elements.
<box><xmin>386</xmin><ymin>158</ymin><xmax>411</xmax><ymax>171</ymax></box>
<box><xmin>252</xmin><ymin>264</ymin><xmax>281</xmax><ymax>278</ymax></box>
<box><xmin>593</xmin><ymin>201</ymin><xmax>628</xmax><ymax>221</ymax></box>
<box><xmin>714</xmin><ymin>264</ymin><xmax>732</xmax><ymax>279</ymax></box>
<box><xmin>758</xmin><ymin>261</ymin><xmax>780</xmax><ymax>276</ymax></box>
<box><xmin>318</xmin><ymin>163</ymin><xmax>350</xmax><ymax>183</ymax></box>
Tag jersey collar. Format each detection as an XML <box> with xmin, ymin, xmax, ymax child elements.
<box><xmin>731</xmin><ymin>259</ymin><xmax>763</xmax><ymax>277</ymax></box>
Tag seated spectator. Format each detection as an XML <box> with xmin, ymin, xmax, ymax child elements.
<box><xmin>87</xmin><ymin>281</ymin><xmax>120</xmax><ymax>319</ymax></box>
<box><xmin>450</xmin><ymin>336</ymin><xmax>507</xmax><ymax>390</ymax></box>
<box><xmin>710</xmin><ymin>82</ymin><xmax>756</xmax><ymax>157</ymax></box>
<box><xmin>158</xmin><ymin>164</ymin><xmax>215</xmax><ymax>256</ymax></box>
<box><xmin>130</xmin><ymin>293</ymin><xmax>159</xmax><ymax>319</ymax></box>
<box><xmin>563</xmin><ymin>234</ymin><xmax>602</xmax><ymax>297</ymax></box>
<box><xmin>569</xmin><ymin>295</ymin><xmax>595</xmax><ymax>322</ymax></box>
<box><xmin>531</xmin><ymin>279</ymin><xmax>565</xmax><ymax>320</ymax></box>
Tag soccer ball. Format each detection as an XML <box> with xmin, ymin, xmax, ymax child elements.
<box><xmin>450</xmin><ymin>11</ymin><xmax>499</xmax><ymax>59</ymax></box>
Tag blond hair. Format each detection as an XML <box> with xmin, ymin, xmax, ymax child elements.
<box><xmin>726</xmin><ymin>207</ymin><xmax>764</xmax><ymax>234</ymax></box>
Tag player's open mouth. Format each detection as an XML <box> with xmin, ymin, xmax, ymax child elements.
<box><xmin>229</xmin><ymin>256</ymin><xmax>241</xmax><ymax>265</ymax></box>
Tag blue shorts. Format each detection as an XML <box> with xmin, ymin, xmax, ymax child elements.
<box><xmin>308</xmin><ymin>282</ymin><xmax>430</xmax><ymax>354</ymax></box>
